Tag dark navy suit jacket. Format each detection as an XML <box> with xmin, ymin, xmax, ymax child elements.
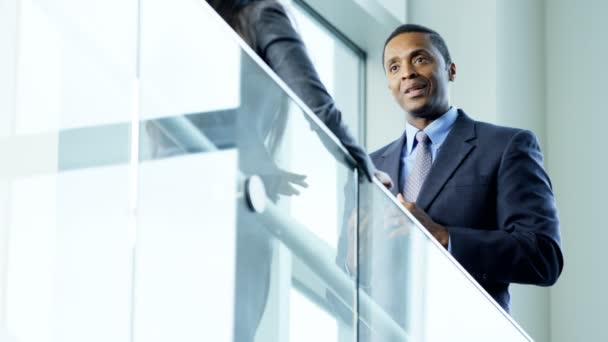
<box><xmin>370</xmin><ymin>110</ymin><xmax>564</xmax><ymax>311</ymax></box>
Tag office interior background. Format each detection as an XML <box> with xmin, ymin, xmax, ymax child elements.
<box><xmin>0</xmin><ymin>0</ymin><xmax>606</xmax><ymax>341</ymax></box>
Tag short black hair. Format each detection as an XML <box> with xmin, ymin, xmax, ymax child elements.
<box><xmin>382</xmin><ymin>24</ymin><xmax>452</xmax><ymax>69</ymax></box>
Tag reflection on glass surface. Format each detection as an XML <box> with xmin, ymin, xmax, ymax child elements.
<box><xmin>134</xmin><ymin>151</ymin><xmax>238</xmax><ymax>342</ymax></box>
<box><xmin>0</xmin><ymin>0</ymin><xmax>17</xmax><ymax>138</ymax></box>
<box><xmin>5</xmin><ymin>175</ymin><xmax>57</xmax><ymax>342</ymax></box>
<box><xmin>355</xmin><ymin>181</ymin><xmax>531</xmax><ymax>341</ymax></box>
<box><xmin>139</xmin><ymin>0</ymin><xmax>240</xmax><ymax>120</ymax></box>
<box><xmin>1</xmin><ymin>0</ymin><xmax>137</xmax><ymax>341</ymax></box>
<box><xmin>54</xmin><ymin>167</ymin><xmax>133</xmax><ymax>342</ymax></box>
<box><xmin>290</xmin><ymin>288</ymin><xmax>338</xmax><ymax>341</ymax></box>
<box><xmin>139</xmin><ymin>2</ymin><xmax>358</xmax><ymax>341</ymax></box>
<box><xmin>3</xmin><ymin>162</ymin><xmax>133</xmax><ymax>342</ymax></box>
<box><xmin>15</xmin><ymin>0</ymin><xmax>137</xmax><ymax>134</ymax></box>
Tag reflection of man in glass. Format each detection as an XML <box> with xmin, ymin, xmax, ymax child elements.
<box><xmin>203</xmin><ymin>1</ymin><xmax>391</xmax><ymax>340</ymax></box>
<box><xmin>371</xmin><ymin>23</ymin><xmax>563</xmax><ymax>313</ymax></box>
<box><xmin>336</xmin><ymin>183</ymin><xmax>414</xmax><ymax>340</ymax></box>
<box><xmin>151</xmin><ymin>0</ymin><xmax>388</xmax><ymax>341</ymax></box>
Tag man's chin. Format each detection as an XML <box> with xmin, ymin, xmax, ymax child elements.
<box><xmin>407</xmin><ymin>105</ymin><xmax>440</xmax><ymax>119</ymax></box>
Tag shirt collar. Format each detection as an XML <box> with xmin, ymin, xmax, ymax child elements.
<box><xmin>404</xmin><ymin>106</ymin><xmax>459</xmax><ymax>156</ymax></box>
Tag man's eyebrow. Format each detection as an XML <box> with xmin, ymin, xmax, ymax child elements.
<box><xmin>385</xmin><ymin>56</ymin><xmax>400</xmax><ymax>67</ymax></box>
<box><xmin>384</xmin><ymin>48</ymin><xmax>432</xmax><ymax>67</ymax></box>
<box><xmin>409</xmin><ymin>48</ymin><xmax>432</xmax><ymax>58</ymax></box>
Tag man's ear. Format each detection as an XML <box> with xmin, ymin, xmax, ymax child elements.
<box><xmin>448</xmin><ymin>63</ymin><xmax>456</xmax><ymax>82</ymax></box>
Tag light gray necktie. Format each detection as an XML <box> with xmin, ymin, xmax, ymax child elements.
<box><xmin>404</xmin><ymin>130</ymin><xmax>432</xmax><ymax>202</ymax></box>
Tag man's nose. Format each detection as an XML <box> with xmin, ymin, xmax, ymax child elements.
<box><xmin>401</xmin><ymin>63</ymin><xmax>417</xmax><ymax>79</ymax></box>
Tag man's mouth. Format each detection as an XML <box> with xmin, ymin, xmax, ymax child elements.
<box><xmin>404</xmin><ymin>83</ymin><xmax>427</xmax><ymax>97</ymax></box>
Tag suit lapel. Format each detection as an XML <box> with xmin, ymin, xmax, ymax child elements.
<box><xmin>416</xmin><ymin>110</ymin><xmax>477</xmax><ymax>211</ymax></box>
<box><xmin>379</xmin><ymin>131</ymin><xmax>407</xmax><ymax>196</ymax></box>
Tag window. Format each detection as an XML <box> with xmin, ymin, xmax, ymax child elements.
<box><xmin>287</xmin><ymin>1</ymin><xmax>366</xmax><ymax>144</ymax></box>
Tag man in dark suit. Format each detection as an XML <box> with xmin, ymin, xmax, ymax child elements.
<box><xmin>373</xmin><ymin>24</ymin><xmax>563</xmax><ymax>312</ymax></box>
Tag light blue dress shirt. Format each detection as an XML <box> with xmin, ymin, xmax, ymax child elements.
<box><xmin>399</xmin><ymin>106</ymin><xmax>459</xmax><ymax>251</ymax></box>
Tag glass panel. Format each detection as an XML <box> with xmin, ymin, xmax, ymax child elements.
<box><xmin>356</xmin><ymin>181</ymin><xmax>532</xmax><ymax>341</ymax></box>
<box><xmin>134</xmin><ymin>1</ymin><xmax>242</xmax><ymax>340</ymax></box>
<box><xmin>2</xmin><ymin>146</ymin><xmax>133</xmax><ymax>342</ymax></box>
<box><xmin>14</xmin><ymin>0</ymin><xmax>138</xmax><ymax>134</ymax></box>
<box><xmin>136</xmin><ymin>2</ymin><xmax>359</xmax><ymax>341</ymax></box>
<box><xmin>1</xmin><ymin>0</ymin><xmax>539</xmax><ymax>341</ymax></box>
<box><xmin>138</xmin><ymin>0</ymin><xmax>240</xmax><ymax>120</ymax></box>
<box><xmin>0</xmin><ymin>0</ymin><xmax>138</xmax><ymax>341</ymax></box>
<box><xmin>0</xmin><ymin>0</ymin><xmax>17</xmax><ymax>138</ymax></box>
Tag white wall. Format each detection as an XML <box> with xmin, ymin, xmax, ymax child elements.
<box><xmin>496</xmin><ymin>1</ymin><xmax>550</xmax><ymax>341</ymax></box>
<box><xmin>408</xmin><ymin>0</ymin><xmax>498</xmax><ymax>124</ymax></box>
<box><xmin>546</xmin><ymin>0</ymin><xmax>608</xmax><ymax>341</ymax></box>
<box><xmin>496</xmin><ymin>0</ymin><xmax>546</xmax><ymax>144</ymax></box>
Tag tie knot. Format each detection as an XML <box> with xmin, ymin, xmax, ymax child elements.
<box><xmin>415</xmin><ymin>130</ymin><xmax>429</xmax><ymax>144</ymax></box>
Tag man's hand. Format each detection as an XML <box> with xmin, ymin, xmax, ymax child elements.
<box><xmin>397</xmin><ymin>193</ymin><xmax>449</xmax><ymax>248</ymax></box>
<box><xmin>374</xmin><ymin>170</ymin><xmax>393</xmax><ymax>190</ymax></box>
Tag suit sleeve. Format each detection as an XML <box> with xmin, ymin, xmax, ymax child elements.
<box><xmin>447</xmin><ymin>130</ymin><xmax>564</xmax><ymax>285</ymax></box>
<box><xmin>253</xmin><ymin>4</ymin><xmax>376</xmax><ymax>180</ymax></box>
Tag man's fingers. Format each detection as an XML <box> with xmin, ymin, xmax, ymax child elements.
<box><xmin>396</xmin><ymin>193</ymin><xmax>409</xmax><ymax>208</ymax></box>
<box><xmin>397</xmin><ymin>193</ymin><xmax>405</xmax><ymax>203</ymax></box>
<box><xmin>374</xmin><ymin>170</ymin><xmax>393</xmax><ymax>190</ymax></box>
<box><xmin>397</xmin><ymin>194</ymin><xmax>417</xmax><ymax>212</ymax></box>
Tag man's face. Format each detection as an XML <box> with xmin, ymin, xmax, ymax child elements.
<box><xmin>383</xmin><ymin>32</ymin><xmax>455</xmax><ymax>119</ymax></box>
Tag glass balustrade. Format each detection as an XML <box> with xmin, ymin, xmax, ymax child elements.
<box><xmin>0</xmin><ymin>0</ymin><xmax>533</xmax><ymax>341</ymax></box>
<box><xmin>355</xmin><ymin>181</ymin><xmax>531</xmax><ymax>341</ymax></box>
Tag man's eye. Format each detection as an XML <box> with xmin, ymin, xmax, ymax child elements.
<box><xmin>414</xmin><ymin>57</ymin><xmax>428</xmax><ymax>63</ymax></box>
<box><xmin>390</xmin><ymin>65</ymin><xmax>399</xmax><ymax>72</ymax></box>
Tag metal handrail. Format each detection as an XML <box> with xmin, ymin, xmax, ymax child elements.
<box><xmin>153</xmin><ymin>115</ymin><xmax>410</xmax><ymax>340</ymax></box>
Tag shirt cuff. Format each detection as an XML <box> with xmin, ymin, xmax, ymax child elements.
<box><xmin>447</xmin><ymin>233</ymin><xmax>452</xmax><ymax>253</ymax></box>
